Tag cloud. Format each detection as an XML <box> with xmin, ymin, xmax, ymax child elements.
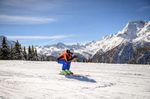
<box><xmin>0</xmin><ymin>15</ymin><xmax>56</xmax><ymax>24</ymax></box>
<box><xmin>7</xmin><ymin>35</ymin><xmax>75</xmax><ymax>40</ymax></box>
<box><xmin>0</xmin><ymin>0</ymin><xmax>60</xmax><ymax>10</ymax></box>
<box><xmin>0</xmin><ymin>0</ymin><xmax>65</xmax><ymax>14</ymax></box>
<box><xmin>138</xmin><ymin>5</ymin><xmax>150</xmax><ymax>11</ymax></box>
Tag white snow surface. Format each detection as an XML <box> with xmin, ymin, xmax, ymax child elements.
<box><xmin>0</xmin><ymin>60</ymin><xmax>150</xmax><ymax>99</ymax></box>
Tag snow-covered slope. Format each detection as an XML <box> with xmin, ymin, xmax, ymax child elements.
<box><xmin>0</xmin><ymin>60</ymin><xmax>150</xmax><ymax>99</ymax></box>
<box><xmin>134</xmin><ymin>21</ymin><xmax>150</xmax><ymax>43</ymax></box>
<box><xmin>85</xmin><ymin>21</ymin><xmax>149</xmax><ymax>54</ymax></box>
<box><xmin>36</xmin><ymin>21</ymin><xmax>150</xmax><ymax>60</ymax></box>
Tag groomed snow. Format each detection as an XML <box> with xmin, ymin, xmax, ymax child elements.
<box><xmin>0</xmin><ymin>60</ymin><xmax>150</xmax><ymax>99</ymax></box>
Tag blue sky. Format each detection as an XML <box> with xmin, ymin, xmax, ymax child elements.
<box><xmin>0</xmin><ymin>0</ymin><xmax>150</xmax><ymax>46</ymax></box>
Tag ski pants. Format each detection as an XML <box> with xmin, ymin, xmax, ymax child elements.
<box><xmin>58</xmin><ymin>60</ymin><xmax>71</xmax><ymax>70</ymax></box>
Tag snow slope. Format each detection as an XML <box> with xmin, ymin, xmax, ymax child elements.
<box><xmin>0</xmin><ymin>60</ymin><xmax>150</xmax><ymax>99</ymax></box>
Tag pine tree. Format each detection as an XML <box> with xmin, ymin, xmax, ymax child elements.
<box><xmin>34</xmin><ymin>48</ymin><xmax>38</xmax><ymax>61</ymax></box>
<box><xmin>28</xmin><ymin>46</ymin><xmax>32</xmax><ymax>60</ymax></box>
<box><xmin>12</xmin><ymin>40</ymin><xmax>23</xmax><ymax>60</ymax></box>
<box><xmin>31</xmin><ymin>45</ymin><xmax>35</xmax><ymax>60</ymax></box>
<box><xmin>10</xmin><ymin>45</ymin><xmax>13</xmax><ymax>60</ymax></box>
<box><xmin>0</xmin><ymin>37</ymin><xmax>10</xmax><ymax>60</ymax></box>
<box><xmin>23</xmin><ymin>46</ymin><xmax>27</xmax><ymax>60</ymax></box>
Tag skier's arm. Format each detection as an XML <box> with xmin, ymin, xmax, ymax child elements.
<box><xmin>57</xmin><ymin>53</ymin><xmax>68</xmax><ymax>61</ymax></box>
<box><xmin>67</xmin><ymin>55</ymin><xmax>77</xmax><ymax>61</ymax></box>
<box><xmin>57</xmin><ymin>55</ymin><xmax>63</xmax><ymax>61</ymax></box>
<box><xmin>57</xmin><ymin>54</ymin><xmax>67</xmax><ymax>61</ymax></box>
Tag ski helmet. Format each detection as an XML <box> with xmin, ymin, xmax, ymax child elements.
<box><xmin>69</xmin><ymin>48</ymin><xmax>74</xmax><ymax>54</ymax></box>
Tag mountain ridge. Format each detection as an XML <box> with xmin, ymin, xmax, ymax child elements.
<box><xmin>36</xmin><ymin>20</ymin><xmax>150</xmax><ymax>62</ymax></box>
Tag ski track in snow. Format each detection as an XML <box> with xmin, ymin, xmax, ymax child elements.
<box><xmin>0</xmin><ymin>60</ymin><xmax>150</xmax><ymax>99</ymax></box>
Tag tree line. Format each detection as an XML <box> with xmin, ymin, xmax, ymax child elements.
<box><xmin>0</xmin><ymin>37</ymin><xmax>38</xmax><ymax>60</ymax></box>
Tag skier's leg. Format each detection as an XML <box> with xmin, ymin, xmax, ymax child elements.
<box><xmin>65</xmin><ymin>61</ymin><xmax>73</xmax><ymax>74</ymax></box>
<box><xmin>58</xmin><ymin>60</ymin><xmax>67</xmax><ymax>70</ymax></box>
<box><xmin>61</xmin><ymin>61</ymin><xmax>68</xmax><ymax>70</ymax></box>
<box><xmin>58</xmin><ymin>60</ymin><xmax>68</xmax><ymax>75</ymax></box>
<box><xmin>66</xmin><ymin>61</ymin><xmax>71</xmax><ymax>70</ymax></box>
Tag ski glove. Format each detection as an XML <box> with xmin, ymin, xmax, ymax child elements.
<box><xmin>73</xmin><ymin>55</ymin><xmax>77</xmax><ymax>58</ymax></box>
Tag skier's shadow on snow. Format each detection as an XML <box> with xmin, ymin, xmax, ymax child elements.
<box><xmin>65</xmin><ymin>75</ymin><xmax>96</xmax><ymax>83</ymax></box>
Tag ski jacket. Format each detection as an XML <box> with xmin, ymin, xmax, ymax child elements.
<box><xmin>57</xmin><ymin>51</ymin><xmax>74</xmax><ymax>61</ymax></box>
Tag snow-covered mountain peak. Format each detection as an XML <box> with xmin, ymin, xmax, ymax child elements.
<box><xmin>102</xmin><ymin>34</ymin><xmax>114</xmax><ymax>40</ymax></box>
<box><xmin>82</xmin><ymin>21</ymin><xmax>150</xmax><ymax>55</ymax></box>
<box><xmin>53</xmin><ymin>42</ymin><xmax>66</xmax><ymax>49</ymax></box>
<box><xmin>124</xmin><ymin>21</ymin><xmax>146</xmax><ymax>32</ymax></box>
<box><xmin>134</xmin><ymin>21</ymin><xmax>150</xmax><ymax>43</ymax></box>
<box><xmin>137</xmin><ymin>21</ymin><xmax>150</xmax><ymax>35</ymax></box>
<box><xmin>116</xmin><ymin>21</ymin><xmax>146</xmax><ymax>39</ymax></box>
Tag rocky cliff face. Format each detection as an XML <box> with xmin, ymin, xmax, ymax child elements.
<box><xmin>92</xmin><ymin>43</ymin><xmax>150</xmax><ymax>64</ymax></box>
<box><xmin>92</xmin><ymin>21</ymin><xmax>150</xmax><ymax>64</ymax></box>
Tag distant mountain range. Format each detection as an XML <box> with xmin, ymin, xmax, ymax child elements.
<box><xmin>1</xmin><ymin>20</ymin><xmax>150</xmax><ymax>64</ymax></box>
<box><xmin>35</xmin><ymin>20</ymin><xmax>150</xmax><ymax>64</ymax></box>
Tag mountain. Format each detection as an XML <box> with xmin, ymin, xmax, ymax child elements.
<box><xmin>36</xmin><ymin>42</ymin><xmax>88</xmax><ymax>61</ymax></box>
<box><xmin>36</xmin><ymin>21</ymin><xmax>150</xmax><ymax>63</ymax></box>
<box><xmin>0</xmin><ymin>35</ymin><xmax>16</xmax><ymax>48</ymax></box>
<box><xmin>92</xmin><ymin>42</ymin><xmax>150</xmax><ymax>64</ymax></box>
<box><xmin>92</xmin><ymin>21</ymin><xmax>150</xmax><ymax>64</ymax></box>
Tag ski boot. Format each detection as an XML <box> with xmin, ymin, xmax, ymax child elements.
<box><xmin>59</xmin><ymin>70</ymin><xmax>68</xmax><ymax>75</ymax></box>
<box><xmin>65</xmin><ymin>70</ymin><xmax>73</xmax><ymax>75</ymax></box>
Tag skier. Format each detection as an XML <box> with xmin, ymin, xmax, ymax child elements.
<box><xmin>57</xmin><ymin>49</ymin><xmax>77</xmax><ymax>75</ymax></box>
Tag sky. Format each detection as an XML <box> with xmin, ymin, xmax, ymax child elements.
<box><xmin>0</xmin><ymin>0</ymin><xmax>150</xmax><ymax>46</ymax></box>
